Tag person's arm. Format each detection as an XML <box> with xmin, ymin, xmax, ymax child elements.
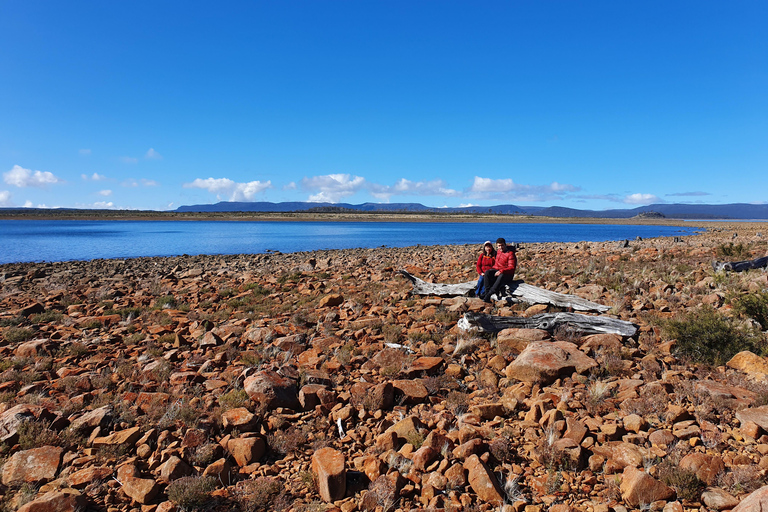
<box><xmin>476</xmin><ymin>255</ymin><xmax>483</xmax><ymax>275</ymax></box>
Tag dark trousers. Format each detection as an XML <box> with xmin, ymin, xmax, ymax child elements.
<box><xmin>482</xmin><ymin>269</ymin><xmax>515</xmax><ymax>298</ymax></box>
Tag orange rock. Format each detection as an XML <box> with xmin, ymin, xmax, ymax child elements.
<box><xmin>311</xmin><ymin>447</ymin><xmax>346</xmax><ymax>502</ymax></box>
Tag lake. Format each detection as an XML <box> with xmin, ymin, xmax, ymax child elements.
<box><xmin>0</xmin><ymin>220</ymin><xmax>701</xmax><ymax>264</ymax></box>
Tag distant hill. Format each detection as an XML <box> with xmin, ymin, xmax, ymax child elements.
<box><xmin>175</xmin><ymin>201</ymin><xmax>768</xmax><ymax>219</ymax></box>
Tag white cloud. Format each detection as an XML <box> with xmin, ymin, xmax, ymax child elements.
<box><xmin>3</xmin><ymin>165</ymin><xmax>61</xmax><ymax>188</ymax></box>
<box><xmin>624</xmin><ymin>193</ymin><xmax>660</xmax><ymax>205</ymax></box>
<box><xmin>92</xmin><ymin>201</ymin><xmax>114</xmax><ymax>209</ymax></box>
<box><xmin>666</xmin><ymin>191</ymin><xmax>710</xmax><ymax>197</ymax></box>
<box><xmin>469</xmin><ymin>177</ymin><xmax>518</xmax><ymax>194</ymax></box>
<box><xmin>283</xmin><ymin>182</ymin><xmax>297</xmax><ymax>190</ymax></box>
<box><xmin>82</xmin><ymin>173</ymin><xmax>107</xmax><ymax>181</ymax></box>
<box><xmin>184</xmin><ymin>177</ymin><xmax>273</xmax><ymax>201</ymax></box>
<box><xmin>98</xmin><ymin>189</ymin><xmax>112</xmax><ymax>196</ymax></box>
<box><xmin>120</xmin><ymin>156</ymin><xmax>138</xmax><ymax>164</ymax></box>
<box><xmin>23</xmin><ymin>200</ymin><xmax>33</xmax><ymax>208</ymax></box>
<box><xmin>458</xmin><ymin>203</ymin><xmax>478</xmax><ymax>207</ymax></box>
<box><xmin>79</xmin><ymin>149</ymin><xmax>91</xmax><ymax>156</ymax></box>
<box><xmin>122</xmin><ymin>178</ymin><xmax>160</xmax><ymax>188</ymax></box>
<box><xmin>368</xmin><ymin>178</ymin><xmax>460</xmax><ymax>201</ymax></box>
<box><xmin>550</xmin><ymin>181</ymin><xmax>578</xmax><ymax>192</ymax></box>
<box><xmin>301</xmin><ymin>174</ymin><xmax>366</xmax><ymax>203</ymax></box>
<box><xmin>0</xmin><ymin>190</ymin><xmax>11</xmax><ymax>206</ymax></box>
<box><xmin>467</xmin><ymin>176</ymin><xmax>580</xmax><ymax>202</ymax></box>
<box><xmin>145</xmin><ymin>148</ymin><xmax>162</xmax><ymax>160</ymax></box>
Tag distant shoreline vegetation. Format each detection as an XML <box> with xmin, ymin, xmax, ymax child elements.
<box><xmin>2</xmin><ymin>200</ymin><xmax>767</xmax><ymax>221</ymax></box>
<box><xmin>0</xmin><ymin>207</ymin><xmax>688</xmax><ymax>225</ymax></box>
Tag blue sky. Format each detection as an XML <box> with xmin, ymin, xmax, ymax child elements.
<box><xmin>1</xmin><ymin>2</ymin><xmax>766</xmax><ymax>211</ymax></box>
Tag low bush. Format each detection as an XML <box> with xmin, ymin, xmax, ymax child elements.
<box><xmin>3</xmin><ymin>327</ymin><xmax>35</xmax><ymax>343</ymax></box>
<box><xmin>166</xmin><ymin>475</ymin><xmax>217</xmax><ymax>510</ymax></box>
<box><xmin>732</xmin><ymin>291</ymin><xmax>768</xmax><ymax>330</ymax></box>
<box><xmin>154</xmin><ymin>295</ymin><xmax>177</xmax><ymax>309</ymax></box>
<box><xmin>236</xmin><ymin>477</ymin><xmax>287</xmax><ymax>512</ymax></box>
<box><xmin>218</xmin><ymin>389</ymin><xmax>250</xmax><ymax>411</ymax></box>
<box><xmin>30</xmin><ymin>310</ymin><xmax>63</xmax><ymax>324</ymax></box>
<box><xmin>658</xmin><ymin>462</ymin><xmax>704</xmax><ymax>502</ymax></box>
<box><xmin>716</xmin><ymin>242</ymin><xmax>751</xmax><ymax>260</ymax></box>
<box><xmin>662</xmin><ymin>306</ymin><xmax>765</xmax><ymax>365</ymax></box>
<box><xmin>17</xmin><ymin>420</ymin><xmax>61</xmax><ymax>450</ymax></box>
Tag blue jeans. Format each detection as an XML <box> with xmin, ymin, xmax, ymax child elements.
<box><xmin>475</xmin><ymin>275</ymin><xmax>485</xmax><ymax>296</ymax></box>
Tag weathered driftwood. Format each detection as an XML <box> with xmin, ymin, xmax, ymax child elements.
<box><xmin>712</xmin><ymin>255</ymin><xmax>768</xmax><ymax>273</ymax></box>
<box><xmin>459</xmin><ymin>311</ymin><xmax>638</xmax><ymax>337</ymax></box>
<box><xmin>398</xmin><ymin>270</ymin><xmax>610</xmax><ymax>313</ymax></box>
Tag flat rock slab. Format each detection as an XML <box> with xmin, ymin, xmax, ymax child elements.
<box><xmin>2</xmin><ymin>445</ymin><xmax>63</xmax><ymax>486</ymax></box>
<box><xmin>736</xmin><ymin>405</ymin><xmax>768</xmax><ymax>431</ymax></box>
<box><xmin>17</xmin><ymin>490</ymin><xmax>85</xmax><ymax>512</ymax></box>
<box><xmin>93</xmin><ymin>426</ymin><xmax>142</xmax><ymax>447</ymax></box>
<box><xmin>505</xmin><ymin>341</ymin><xmax>596</xmax><ymax>385</ymax></box>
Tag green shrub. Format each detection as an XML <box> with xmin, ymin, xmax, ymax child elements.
<box><xmin>154</xmin><ymin>295</ymin><xmax>177</xmax><ymax>309</ymax></box>
<box><xmin>0</xmin><ymin>316</ymin><xmax>25</xmax><ymax>328</ymax></box>
<box><xmin>732</xmin><ymin>291</ymin><xmax>768</xmax><ymax>330</ymax></box>
<box><xmin>166</xmin><ymin>475</ymin><xmax>217</xmax><ymax>510</ymax></box>
<box><xmin>17</xmin><ymin>420</ymin><xmax>61</xmax><ymax>449</ymax></box>
<box><xmin>658</xmin><ymin>463</ymin><xmax>704</xmax><ymax>502</ymax></box>
<box><xmin>218</xmin><ymin>389</ymin><xmax>250</xmax><ymax>411</ymax></box>
<box><xmin>236</xmin><ymin>477</ymin><xmax>286</xmax><ymax>512</ymax></box>
<box><xmin>30</xmin><ymin>310</ymin><xmax>63</xmax><ymax>324</ymax></box>
<box><xmin>716</xmin><ymin>242</ymin><xmax>751</xmax><ymax>260</ymax></box>
<box><xmin>244</xmin><ymin>283</ymin><xmax>271</xmax><ymax>296</ymax></box>
<box><xmin>2</xmin><ymin>327</ymin><xmax>35</xmax><ymax>343</ymax></box>
<box><xmin>663</xmin><ymin>306</ymin><xmax>765</xmax><ymax>365</ymax></box>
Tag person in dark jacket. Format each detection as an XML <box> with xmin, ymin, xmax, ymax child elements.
<box><xmin>474</xmin><ymin>241</ymin><xmax>496</xmax><ymax>297</ymax></box>
<box><xmin>481</xmin><ymin>237</ymin><xmax>517</xmax><ymax>302</ymax></box>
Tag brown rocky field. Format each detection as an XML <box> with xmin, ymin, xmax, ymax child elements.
<box><xmin>1</xmin><ymin>222</ymin><xmax>768</xmax><ymax>512</ymax></box>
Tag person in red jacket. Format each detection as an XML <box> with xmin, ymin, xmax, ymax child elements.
<box><xmin>474</xmin><ymin>241</ymin><xmax>496</xmax><ymax>297</ymax></box>
<box><xmin>481</xmin><ymin>237</ymin><xmax>517</xmax><ymax>302</ymax></box>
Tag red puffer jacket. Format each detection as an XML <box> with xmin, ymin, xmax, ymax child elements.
<box><xmin>493</xmin><ymin>248</ymin><xmax>517</xmax><ymax>275</ymax></box>
<box><xmin>476</xmin><ymin>254</ymin><xmax>495</xmax><ymax>275</ymax></box>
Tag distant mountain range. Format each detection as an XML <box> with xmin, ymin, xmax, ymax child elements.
<box><xmin>175</xmin><ymin>201</ymin><xmax>768</xmax><ymax>219</ymax></box>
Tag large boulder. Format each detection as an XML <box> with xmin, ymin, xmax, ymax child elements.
<box><xmin>1</xmin><ymin>446</ymin><xmax>63</xmax><ymax>486</ymax></box>
<box><xmin>243</xmin><ymin>370</ymin><xmax>299</xmax><ymax>410</ymax></box>
<box><xmin>620</xmin><ymin>466</ymin><xmax>675</xmax><ymax>508</ymax></box>
<box><xmin>505</xmin><ymin>341</ymin><xmax>596</xmax><ymax>384</ymax></box>
<box><xmin>311</xmin><ymin>447</ymin><xmax>346</xmax><ymax>502</ymax></box>
<box><xmin>733</xmin><ymin>484</ymin><xmax>768</xmax><ymax>511</ymax></box>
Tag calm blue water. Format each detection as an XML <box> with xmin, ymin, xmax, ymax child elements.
<box><xmin>0</xmin><ymin>220</ymin><xmax>701</xmax><ymax>264</ymax></box>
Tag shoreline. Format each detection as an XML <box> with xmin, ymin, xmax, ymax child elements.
<box><xmin>1</xmin><ymin>209</ymin><xmax>765</xmax><ymax>226</ymax></box>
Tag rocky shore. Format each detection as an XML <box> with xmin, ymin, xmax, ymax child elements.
<box><xmin>1</xmin><ymin>223</ymin><xmax>767</xmax><ymax>512</ymax></box>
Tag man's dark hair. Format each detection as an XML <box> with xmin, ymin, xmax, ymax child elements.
<box><xmin>496</xmin><ymin>237</ymin><xmax>506</xmax><ymax>245</ymax></box>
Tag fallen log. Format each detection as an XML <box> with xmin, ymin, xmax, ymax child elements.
<box><xmin>712</xmin><ymin>255</ymin><xmax>768</xmax><ymax>273</ymax></box>
<box><xmin>398</xmin><ymin>270</ymin><xmax>611</xmax><ymax>313</ymax></box>
<box><xmin>459</xmin><ymin>311</ymin><xmax>638</xmax><ymax>337</ymax></box>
